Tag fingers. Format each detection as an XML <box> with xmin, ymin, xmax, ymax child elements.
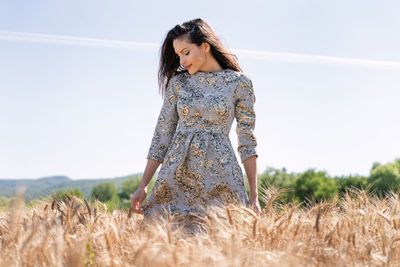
<box><xmin>247</xmin><ymin>201</ymin><xmax>261</xmax><ymax>216</ymax></box>
<box><xmin>131</xmin><ymin>206</ymin><xmax>144</xmax><ymax>214</ymax></box>
<box><xmin>131</xmin><ymin>196</ymin><xmax>140</xmax><ymax>209</ymax></box>
<box><xmin>131</xmin><ymin>207</ymin><xmax>144</xmax><ymax>215</ymax></box>
<box><xmin>130</xmin><ymin>197</ymin><xmax>144</xmax><ymax>215</ymax></box>
<box><xmin>251</xmin><ymin>206</ymin><xmax>261</xmax><ymax>216</ymax></box>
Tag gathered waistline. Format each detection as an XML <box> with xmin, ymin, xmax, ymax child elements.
<box><xmin>177</xmin><ymin>122</ymin><xmax>229</xmax><ymax>136</ymax></box>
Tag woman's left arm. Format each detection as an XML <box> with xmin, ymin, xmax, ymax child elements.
<box><xmin>243</xmin><ymin>155</ymin><xmax>261</xmax><ymax>215</ymax></box>
<box><xmin>234</xmin><ymin>75</ymin><xmax>261</xmax><ymax>215</ymax></box>
<box><xmin>243</xmin><ymin>155</ymin><xmax>258</xmax><ymax>198</ymax></box>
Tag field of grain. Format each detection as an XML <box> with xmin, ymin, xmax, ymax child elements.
<box><xmin>1</xmin><ymin>187</ymin><xmax>400</xmax><ymax>266</ymax></box>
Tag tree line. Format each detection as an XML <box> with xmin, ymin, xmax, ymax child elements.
<box><xmin>45</xmin><ymin>157</ymin><xmax>400</xmax><ymax>211</ymax></box>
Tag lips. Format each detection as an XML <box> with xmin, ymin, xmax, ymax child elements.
<box><xmin>185</xmin><ymin>64</ymin><xmax>192</xmax><ymax>70</ymax></box>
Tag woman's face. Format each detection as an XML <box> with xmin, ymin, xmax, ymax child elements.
<box><xmin>173</xmin><ymin>38</ymin><xmax>208</xmax><ymax>75</ymax></box>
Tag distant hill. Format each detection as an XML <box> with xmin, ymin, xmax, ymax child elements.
<box><xmin>0</xmin><ymin>173</ymin><xmax>152</xmax><ymax>202</ymax></box>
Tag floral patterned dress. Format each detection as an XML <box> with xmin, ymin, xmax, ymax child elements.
<box><xmin>143</xmin><ymin>68</ymin><xmax>258</xmax><ymax>220</ymax></box>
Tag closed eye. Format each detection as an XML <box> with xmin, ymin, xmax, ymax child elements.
<box><xmin>176</xmin><ymin>51</ymin><xmax>190</xmax><ymax>57</ymax></box>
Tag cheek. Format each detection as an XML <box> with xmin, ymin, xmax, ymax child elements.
<box><xmin>190</xmin><ymin>52</ymin><xmax>205</xmax><ymax>64</ymax></box>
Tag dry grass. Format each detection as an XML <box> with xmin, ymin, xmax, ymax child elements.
<box><xmin>1</xmin><ymin>187</ymin><xmax>400</xmax><ymax>266</ymax></box>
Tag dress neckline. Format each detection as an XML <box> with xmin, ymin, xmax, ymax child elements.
<box><xmin>192</xmin><ymin>68</ymin><xmax>233</xmax><ymax>75</ymax></box>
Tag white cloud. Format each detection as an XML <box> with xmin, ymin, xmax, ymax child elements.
<box><xmin>1</xmin><ymin>30</ymin><xmax>400</xmax><ymax>70</ymax></box>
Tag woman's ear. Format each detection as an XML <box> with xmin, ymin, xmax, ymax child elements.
<box><xmin>202</xmin><ymin>42</ymin><xmax>210</xmax><ymax>53</ymax></box>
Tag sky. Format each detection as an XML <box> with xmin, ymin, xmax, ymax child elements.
<box><xmin>1</xmin><ymin>0</ymin><xmax>399</xmax><ymax>179</ymax></box>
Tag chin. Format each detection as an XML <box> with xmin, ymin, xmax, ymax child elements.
<box><xmin>187</xmin><ymin>67</ymin><xmax>196</xmax><ymax>75</ymax></box>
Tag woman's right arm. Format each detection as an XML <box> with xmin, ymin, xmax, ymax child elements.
<box><xmin>139</xmin><ymin>158</ymin><xmax>162</xmax><ymax>189</ymax></box>
<box><xmin>146</xmin><ymin>76</ymin><xmax>179</xmax><ymax>163</ymax></box>
<box><xmin>131</xmin><ymin>76</ymin><xmax>179</xmax><ymax>214</ymax></box>
<box><xmin>131</xmin><ymin>158</ymin><xmax>161</xmax><ymax>214</ymax></box>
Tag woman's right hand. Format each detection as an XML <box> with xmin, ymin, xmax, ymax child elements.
<box><xmin>130</xmin><ymin>186</ymin><xmax>148</xmax><ymax>215</ymax></box>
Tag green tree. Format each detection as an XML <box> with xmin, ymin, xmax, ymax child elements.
<box><xmin>0</xmin><ymin>197</ymin><xmax>12</xmax><ymax>211</ymax></box>
<box><xmin>258</xmin><ymin>167</ymin><xmax>297</xmax><ymax>205</ymax></box>
<box><xmin>117</xmin><ymin>175</ymin><xmax>156</xmax><ymax>210</ymax></box>
<box><xmin>371</xmin><ymin>161</ymin><xmax>381</xmax><ymax>171</ymax></box>
<box><xmin>294</xmin><ymin>169</ymin><xmax>338</xmax><ymax>204</ymax></box>
<box><xmin>91</xmin><ymin>183</ymin><xmax>117</xmax><ymax>202</ymax></box>
<box><xmin>336</xmin><ymin>175</ymin><xmax>368</xmax><ymax>197</ymax></box>
<box><xmin>91</xmin><ymin>183</ymin><xmax>120</xmax><ymax>211</ymax></box>
<box><xmin>118</xmin><ymin>176</ymin><xmax>141</xmax><ymax>200</ymax></box>
<box><xmin>367</xmin><ymin>158</ymin><xmax>400</xmax><ymax>197</ymax></box>
<box><xmin>53</xmin><ymin>188</ymin><xmax>85</xmax><ymax>201</ymax></box>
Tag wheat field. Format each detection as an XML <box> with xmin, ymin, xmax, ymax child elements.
<box><xmin>1</xmin><ymin>187</ymin><xmax>400</xmax><ymax>266</ymax></box>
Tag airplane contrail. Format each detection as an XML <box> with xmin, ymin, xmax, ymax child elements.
<box><xmin>1</xmin><ymin>30</ymin><xmax>399</xmax><ymax>70</ymax></box>
<box><xmin>0</xmin><ymin>30</ymin><xmax>158</xmax><ymax>51</ymax></box>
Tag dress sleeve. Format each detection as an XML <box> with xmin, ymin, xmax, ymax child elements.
<box><xmin>146</xmin><ymin>76</ymin><xmax>179</xmax><ymax>163</ymax></box>
<box><xmin>234</xmin><ymin>74</ymin><xmax>258</xmax><ymax>163</ymax></box>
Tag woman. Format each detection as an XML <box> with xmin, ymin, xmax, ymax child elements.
<box><xmin>131</xmin><ymin>18</ymin><xmax>261</xmax><ymax>230</ymax></box>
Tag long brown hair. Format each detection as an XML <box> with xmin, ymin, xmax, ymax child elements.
<box><xmin>158</xmin><ymin>18</ymin><xmax>243</xmax><ymax>98</ymax></box>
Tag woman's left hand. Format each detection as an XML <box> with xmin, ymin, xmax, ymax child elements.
<box><xmin>248</xmin><ymin>194</ymin><xmax>261</xmax><ymax>216</ymax></box>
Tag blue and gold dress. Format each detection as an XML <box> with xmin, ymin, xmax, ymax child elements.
<box><xmin>143</xmin><ymin>68</ymin><xmax>258</xmax><ymax>222</ymax></box>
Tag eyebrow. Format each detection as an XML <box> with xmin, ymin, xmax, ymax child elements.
<box><xmin>176</xmin><ymin>47</ymin><xmax>189</xmax><ymax>55</ymax></box>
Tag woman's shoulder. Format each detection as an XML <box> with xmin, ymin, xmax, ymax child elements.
<box><xmin>171</xmin><ymin>69</ymin><xmax>252</xmax><ymax>85</ymax></box>
<box><xmin>226</xmin><ymin>70</ymin><xmax>253</xmax><ymax>88</ymax></box>
<box><xmin>233</xmin><ymin>71</ymin><xmax>252</xmax><ymax>82</ymax></box>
